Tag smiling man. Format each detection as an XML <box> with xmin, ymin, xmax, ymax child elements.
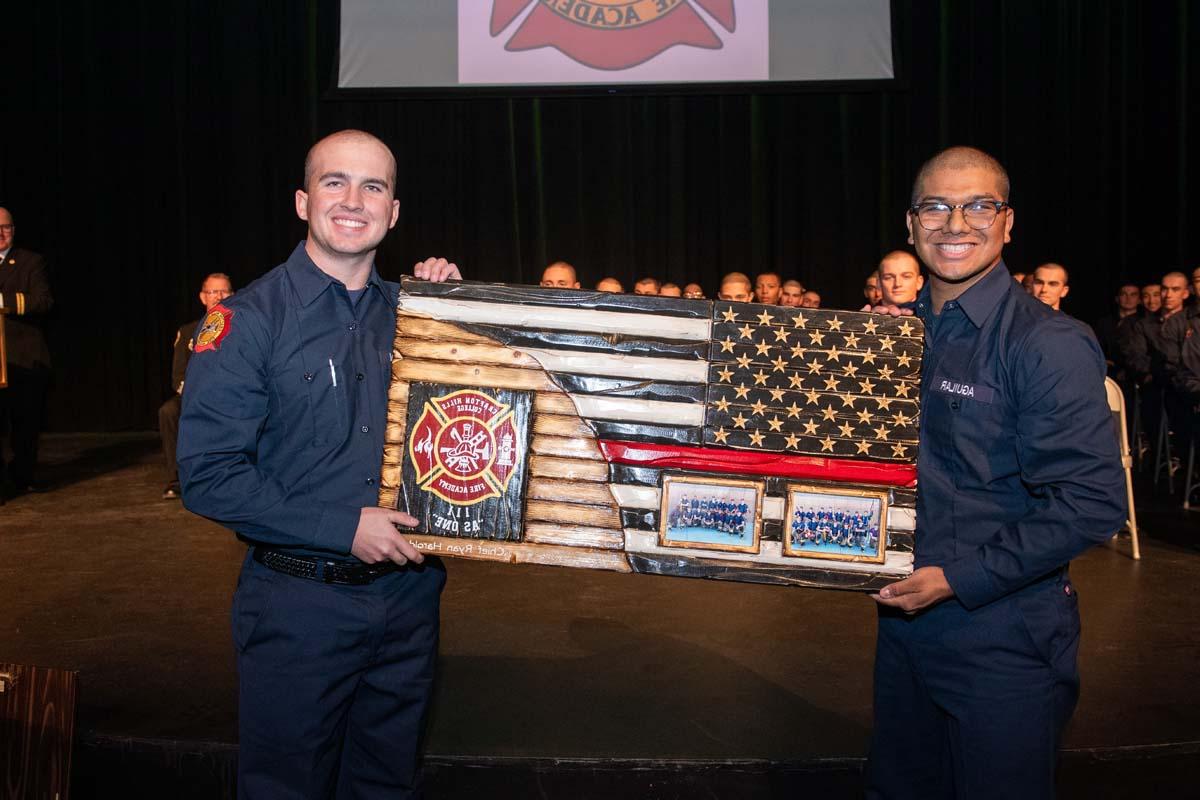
<box><xmin>1032</xmin><ymin>262</ymin><xmax>1071</xmax><ymax>311</ymax></box>
<box><xmin>179</xmin><ymin>130</ymin><xmax>461</xmax><ymax>798</ymax></box>
<box><xmin>865</xmin><ymin>146</ymin><xmax>1126</xmax><ymax>800</ymax></box>
<box><xmin>876</xmin><ymin>250</ymin><xmax>924</xmax><ymax>305</ymax></box>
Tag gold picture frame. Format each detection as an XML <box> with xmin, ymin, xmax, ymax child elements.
<box><xmin>659</xmin><ymin>474</ymin><xmax>764</xmax><ymax>554</ymax></box>
<box><xmin>781</xmin><ymin>483</ymin><xmax>889</xmax><ymax>564</ymax></box>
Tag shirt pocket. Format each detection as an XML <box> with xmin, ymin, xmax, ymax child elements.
<box><xmin>307</xmin><ymin>355</ymin><xmax>350</xmax><ymax>446</ymax></box>
<box><xmin>950</xmin><ymin>383</ymin><xmax>1015</xmax><ymax>484</ymax></box>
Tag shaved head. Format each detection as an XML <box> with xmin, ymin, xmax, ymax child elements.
<box><xmin>304</xmin><ymin>130</ymin><xmax>397</xmax><ymax>191</ymax></box>
<box><xmin>912</xmin><ymin>146</ymin><xmax>1010</xmax><ymax>204</ymax></box>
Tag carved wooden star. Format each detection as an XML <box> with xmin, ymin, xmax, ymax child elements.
<box><xmin>856</xmin><ymin>409</ymin><xmax>874</xmax><ymax>424</ymax></box>
<box><xmin>875</xmin><ymin>396</ymin><xmax>894</xmax><ymax>411</ymax></box>
<box><xmin>736</xmin><ymin>354</ymin><xmax>753</xmax><ymax>369</ymax></box>
<box><xmin>789</xmin><ymin>374</ymin><xmax>805</xmax><ymax>389</ymax></box>
<box><xmin>717</xmin><ymin>367</ymin><xmax>734</xmax><ymax>383</ymax></box>
<box><xmin>827</xmin><ymin>316</ymin><xmax>844</xmax><ymax>331</ymax></box>
<box><xmin>825</xmin><ymin>346</ymin><xmax>842</xmax><ymax>362</ymax></box>
<box><xmin>894</xmin><ymin>382</ymin><xmax>912</xmax><ymax>398</ymax></box>
<box><xmin>878</xmin><ymin>365</ymin><xmax>894</xmax><ymax>381</ymax></box>
<box><xmin>843</xmin><ymin>332</ymin><xmax>861</xmax><ymax>348</ymax></box>
<box><xmin>808</xmin><ymin>329</ymin><xmax>826</xmax><ymax>346</ymax></box>
<box><xmin>896</xmin><ymin>353</ymin><xmax>913</xmax><ymax>368</ymax></box>
<box><xmin>769</xmin><ymin>388</ymin><xmax>786</xmax><ymax>402</ymax></box>
<box><xmin>750</xmin><ymin>399</ymin><xmax>768</xmax><ymax>416</ymax></box>
<box><xmin>768</xmin><ymin>416</ymin><xmax>784</xmax><ymax>431</ymax></box>
<box><xmin>807</xmin><ymin>360</ymin><xmax>823</xmax><ymax>374</ymax></box>
<box><xmin>861</xmin><ymin>349</ymin><xmax>877</xmax><ymax>365</ymax></box>
<box><xmin>856</xmin><ymin>440</ymin><xmax>873</xmax><ymax>455</ymax></box>
<box><xmin>773</xmin><ymin>327</ymin><xmax>791</xmax><ymax>343</ymax></box>
<box><xmin>753</xmin><ymin>370</ymin><xmax>770</xmax><ymax>386</ymax></box>
<box><xmin>719</xmin><ymin>336</ymin><xmax>736</xmax><ymax>353</ymax></box>
<box><xmin>792</xmin><ymin>313</ymin><xmax>808</xmax><ymax>328</ymax></box>
<box><xmin>820</xmin><ymin>436</ymin><xmax>836</xmax><ymax>452</ymax></box>
<box><xmin>892</xmin><ymin>411</ymin><xmax>912</xmax><ymax>426</ymax></box>
<box><xmin>880</xmin><ymin>336</ymin><xmax>896</xmax><ymax>352</ymax></box>
<box><xmin>721</xmin><ymin>307</ymin><xmax>738</xmax><ymax>323</ymax></box>
<box><xmin>821</xmin><ymin>406</ymin><xmax>837</xmax><ymax>422</ymax></box>
<box><xmin>822</xmin><ymin>375</ymin><xmax>840</xmax><ymax>392</ymax></box>
<box><xmin>844</xmin><ymin>362</ymin><xmax>860</xmax><ymax>377</ymax></box>
<box><xmin>784</xmin><ymin>432</ymin><xmax>801</xmax><ymax>448</ymax></box>
<box><xmin>739</xmin><ymin>323</ymin><xmax>756</xmax><ymax>340</ymax></box>
<box><xmin>874</xmin><ymin>425</ymin><xmax>891</xmax><ymax>440</ymax></box>
<box><xmin>840</xmin><ymin>392</ymin><xmax>857</xmax><ymax>408</ymax></box>
<box><xmin>757</xmin><ymin>310</ymin><xmax>775</xmax><ymax>326</ymax></box>
<box><xmin>734</xmin><ymin>383</ymin><xmax>751</xmax><ymax>399</ymax></box>
<box><xmin>732</xmin><ymin>413</ymin><xmax>750</xmax><ymax>429</ymax></box>
<box><xmin>858</xmin><ymin>378</ymin><xmax>876</xmax><ymax>394</ymax></box>
<box><xmin>755</xmin><ymin>340</ymin><xmax>772</xmax><ymax>356</ymax></box>
<box><xmin>713</xmin><ymin>427</ymin><xmax>730</xmax><ymax>443</ymax></box>
<box><xmin>802</xmin><ymin>391</ymin><xmax>819</xmax><ymax>407</ymax></box>
<box><xmin>838</xmin><ymin>422</ymin><xmax>855</xmax><ymax>438</ymax></box>
<box><xmin>891</xmin><ymin>442</ymin><xmax>909</xmax><ymax>458</ymax></box>
<box><xmin>790</xmin><ymin>344</ymin><xmax>807</xmax><ymax>359</ymax></box>
<box><xmin>862</xmin><ymin>318</ymin><xmax>879</xmax><ymax>334</ymax></box>
<box><xmin>714</xmin><ymin>396</ymin><xmax>732</xmax><ymax>413</ymax></box>
<box><xmin>803</xmin><ymin>419</ymin><xmax>820</xmax><ymax>435</ymax></box>
<box><xmin>772</xmin><ymin>355</ymin><xmax>789</xmax><ymax>373</ymax></box>
<box><xmin>898</xmin><ymin>320</ymin><xmax>915</xmax><ymax>337</ymax></box>
<box><xmin>749</xmin><ymin>430</ymin><xmax>766</xmax><ymax>446</ymax></box>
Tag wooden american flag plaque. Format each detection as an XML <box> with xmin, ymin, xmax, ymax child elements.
<box><xmin>378</xmin><ymin>280</ymin><xmax>923</xmax><ymax>591</ymax></box>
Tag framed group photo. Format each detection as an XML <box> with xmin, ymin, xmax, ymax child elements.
<box><xmin>782</xmin><ymin>483</ymin><xmax>889</xmax><ymax>564</ymax></box>
<box><xmin>659</xmin><ymin>474</ymin><xmax>764</xmax><ymax>554</ymax></box>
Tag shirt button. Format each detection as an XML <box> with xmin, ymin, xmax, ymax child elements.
<box><xmin>356</xmin><ymin>373</ymin><xmax>365</xmax><ymax>381</ymax></box>
<box><xmin>360</xmin><ymin>425</ymin><xmax>369</xmax><ymax>433</ymax></box>
<box><xmin>951</xmin><ymin>400</ymin><xmax>960</xmax><ymax>411</ymax></box>
<box><xmin>348</xmin><ymin>323</ymin><xmax>358</xmax><ymax>332</ymax></box>
<box><xmin>365</xmin><ymin>477</ymin><xmax>375</xmax><ymax>486</ymax></box>
<box><xmin>303</xmin><ymin>372</ymin><xmax>314</xmax><ymax>382</ymax></box>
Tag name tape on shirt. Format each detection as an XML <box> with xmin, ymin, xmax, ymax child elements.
<box><xmin>934</xmin><ymin>376</ymin><xmax>994</xmax><ymax>404</ymax></box>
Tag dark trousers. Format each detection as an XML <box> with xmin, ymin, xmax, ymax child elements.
<box><xmin>865</xmin><ymin>575</ymin><xmax>1080</xmax><ymax>800</ymax></box>
<box><xmin>0</xmin><ymin>365</ymin><xmax>50</xmax><ymax>488</ymax></box>
<box><xmin>158</xmin><ymin>395</ymin><xmax>181</xmax><ymax>483</ymax></box>
<box><xmin>232</xmin><ymin>551</ymin><xmax>446</xmax><ymax>799</ymax></box>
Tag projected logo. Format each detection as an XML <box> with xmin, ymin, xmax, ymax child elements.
<box><xmin>488</xmin><ymin>0</ymin><xmax>737</xmax><ymax>70</ymax></box>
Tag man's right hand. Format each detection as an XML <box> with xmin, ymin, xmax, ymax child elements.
<box><xmin>860</xmin><ymin>303</ymin><xmax>914</xmax><ymax>316</ymax></box>
<box><xmin>351</xmin><ymin>507</ymin><xmax>426</xmax><ymax>566</ymax></box>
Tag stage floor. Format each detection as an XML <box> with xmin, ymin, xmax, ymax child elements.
<box><xmin>2</xmin><ymin>433</ymin><xmax>1198</xmax><ymax>798</ymax></box>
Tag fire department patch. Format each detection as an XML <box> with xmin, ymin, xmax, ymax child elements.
<box><xmin>193</xmin><ymin>304</ymin><xmax>234</xmax><ymax>353</ymax></box>
<box><xmin>402</xmin><ymin>384</ymin><xmax>533</xmax><ymax>540</ymax></box>
<box><xmin>493</xmin><ymin>0</ymin><xmax>738</xmax><ymax>71</ymax></box>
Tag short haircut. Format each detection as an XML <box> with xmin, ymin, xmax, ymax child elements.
<box><xmin>720</xmin><ymin>271</ymin><xmax>752</xmax><ymax>288</ymax></box>
<box><xmin>1035</xmin><ymin>263</ymin><xmax>1069</xmax><ymax>284</ymax></box>
<box><xmin>756</xmin><ymin>271</ymin><xmax>781</xmax><ymax>282</ymax></box>
<box><xmin>912</xmin><ymin>146</ymin><xmax>1010</xmax><ymax>204</ymax></box>
<box><xmin>543</xmin><ymin>260</ymin><xmax>577</xmax><ymax>281</ymax></box>
<box><xmin>304</xmin><ymin>129</ymin><xmax>397</xmax><ymax>191</ymax></box>
<box><xmin>1162</xmin><ymin>271</ymin><xmax>1188</xmax><ymax>285</ymax></box>
<box><xmin>203</xmin><ymin>272</ymin><xmax>233</xmax><ymax>288</ymax></box>
<box><xmin>783</xmin><ymin>280</ymin><xmax>803</xmax><ymax>290</ymax></box>
<box><xmin>635</xmin><ymin>277</ymin><xmax>661</xmax><ymax>291</ymax></box>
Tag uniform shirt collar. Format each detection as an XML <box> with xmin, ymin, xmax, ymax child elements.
<box><xmin>285</xmin><ymin>240</ymin><xmax>389</xmax><ymax>307</ymax></box>
<box><xmin>913</xmin><ymin>260</ymin><xmax>1011</xmax><ymax>329</ymax></box>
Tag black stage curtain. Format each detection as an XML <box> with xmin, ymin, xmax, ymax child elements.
<box><xmin>2</xmin><ymin>1</ymin><xmax>1197</xmax><ymax>431</ymax></box>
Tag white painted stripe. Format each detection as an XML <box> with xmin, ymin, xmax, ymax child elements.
<box><xmin>399</xmin><ymin>297</ymin><xmax>711</xmax><ymax>341</ymax></box>
<box><xmin>517</xmin><ymin>347</ymin><xmax>708</xmax><ymax>384</ymax></box>
<box><xmin>568</xmin><ymin>395</ymin><xmax>706</xmax><ymax>426</ymax></box>
<box><xmin>609</xmin><ymin>485</ymin><xmax>916</xmax><ymax>531</ymax></box>
<box><xmin>623</xmin><ymin>530</ymin><xmax>913</xmax><ymax>575</ymax></box>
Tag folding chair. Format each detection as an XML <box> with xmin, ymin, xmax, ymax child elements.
<box><xmin>1104</xmin><ymin>377</ymin><xmax>1141</xmax><ymax>559</ymax></box>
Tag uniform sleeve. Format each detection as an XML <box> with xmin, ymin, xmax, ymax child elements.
<box><xmin>0</xmin><ymin>254</ymin><xmax>53</xmax><ymax>316</ymax></box>
<box><xmin>171</xmin><ymin>322</ymin><xmax>193</xmax><ymax>393</ymax></box>
<box><xmin>942</xmin><ymin>321</ymin><xmax>1128</xmax><ymax>609</ymax></box>
<box><xmin>177</xmin><ymin>306</ymin><xmax>361</xmax><ymax>554</ymax></box>
<box><xmin>1172</xmin><ymin>319</ymin><xmax>1200</xmax><ymax>400</ymax></box>
<box><xmin>1122</xmin><ymin>318</ymin><xmax>1151</xmax><ymax>379</ymax></box>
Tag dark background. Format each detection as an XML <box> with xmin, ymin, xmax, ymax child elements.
<box><xmin>2</xmin><ymin>0</ymin><xmax>1196</xmax><ymax>432</ymax></box>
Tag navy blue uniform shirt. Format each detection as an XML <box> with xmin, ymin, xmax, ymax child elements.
<box><xmin>179</xmin><ymin>242</ymin><xmax>397</xmax><ymax>558</ymax></box>
<box><xmin>911</xmin><ymin>262</ymin><xmax>1126</xmax><ymax>609</ymax></box>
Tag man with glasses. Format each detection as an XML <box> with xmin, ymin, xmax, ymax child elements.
<box><xmin>158</xmin><ymin>273</ymin><xmax>233</xmax><ymax>500</ymax></box>
<box><xmin>0</xmin><ymin>207</ymin><xmax>54</xmax><ymax>501</ymax></box>
<box><xmin>865</xmin><ymin>147</ymin><xmax>1125</xmax><ymax>799</ymax></box>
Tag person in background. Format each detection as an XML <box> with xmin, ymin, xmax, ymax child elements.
<box><xmin>780</xmin><ymin>280</ymin><xmax>805</xmax><ymax>307</ymax></box>
<box><xmin>596</xmin><ymin>277</ymin><xmax>623</xmax><ymax>293</ymax></box>
<box><xmin>1021</xmin><ymin>272</ymin><xmax>1037</xmax><ymax>296</ymax></box>
<box><xmin>755</xmin><ymin>271</ymin><xmax>783</xmax><ymax>305</ymax></box>
<box><xmin>659</xmin><ymin>282</ymin><xmax>682</xmax><ymax>297</ymax></box>
<box><xmin>634</xmin><ymin>277</ymin><xmax>660</xmax><ymax>295</ymax></box>
<box><xmin>1031</xmin><ymin>263</ymin><xmax>1071</xmax><ymax>312</ymax></box>
<box><xmin>159</xmin><ymin>272</ymin><xmax>234</xmax><ymax>500</ymax></box>
<box><xmin>863</xmin><ymin>273</ymin><xmax>883</xmax><ymax>306</ymax></box>
<box><xmin>1141</xmin><ymin>283</ymin><xmax>1162</xmax><ymax>314</ymax></box>
<box><xmin>682</xmin><ymin>282</ymin><xmax>705</xmax><ymax>299</ymax></box>
<box><xmin>876</xmin><ymin>250</ymin><xmax>924</xmax><ymax>306</ymax></box>
<box><xmin>1092</xmin><ymin>283</ymin><xmax>1142</xmax><ymax>379</ymax></box>
<box><xmin>717</xmin><ymin>272</ymin><xmax>753</xmax><ymax>302</ymax></box>
<box><xmin>1011</xmin><ymin>270</ymin><xmax>1026</xmax><ymax>284</ymax></box>
<box><xmin>0</xmin><ymin>206</ymin><xmax>54</xmax><ymax>501</ymax></box>
<box><xmin>540</xmin><ymin>261</ymin><xmax>580</xmax><ymax>288</ymax></box>
<box><xmin>800</xmin><ymin>290</ymin><xmax>821</xmax><ymax>308</ymax></box>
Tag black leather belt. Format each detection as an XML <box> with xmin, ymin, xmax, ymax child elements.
<box><xmin>253</xmin><ymin>548</ymin><xmax>397</xmax><ymax>585</ymax></box>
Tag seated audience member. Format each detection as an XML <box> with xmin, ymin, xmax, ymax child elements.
<box><xmin>1092</xmin><ymin>284</ymin><xmax>1142</xmax><ymax>378</ymax></box>
<box><xmin>1126</xmin><ymin>272</ymin><xmax>1191</xmax><ymax>453</ymax></box>
<box><xmin>541</xmin><ymin>260</ymin><xmax>580</xmax><ymax>288</ymax></box>
<box><xmin>755</xmin><ymin>272</ymin><xmax>783</xmax><ymax>305</ymax></box>
<box><xmin>717</xmin><ymin>272</ymin><xmax>754</xmax><ymax>302</ymax></box>
<box><xmin>682</xmin><ymin>282</ymin><xmax>705</xmax><ymax>299</ymax></box>
<box><xmin>634</xmin><ymin>277</ymin><xmax>661</xmax><ymax>295</ymax></box>
<box><xmin>1191</xmin><ymin>266</ymin><xmax>1200</xmax><ymax>309</ymax></box>
<box><xmin>596</xmin><ymin>277</ymin><xmax>623</xmax><ymax>293</ymax></box>
<box><xmin>1141</xmin><ymin>283</ymin><xmax>1162</xmax><ymax>314</ymax></box>
<box><xmin>877</xmin><ymin>250</ymin><xmax>924</xmax><ymax>306</ymax></box>
<box><xmin>659</xmin><ymin>282</ymin><xmax>682</xmax><ymax>297</ymax></box>
<box><xmin>160</xmin><ymin>273</ymin><xmax>234</xmax><ymax>499</ymax></box>
<box><xmin>863</xmin><ymin>273</ymin><xmax>883</xmax><ymax>306</ymax></box>
<box><xmin>1032</xmin><ymin>263</ymin><xmax>1070</xmax><ymax>311</ymax></box>
<box><xmin>1172</xmin><ymin>296</ymin><xmax>1200</xmax><ymax>405</ymax></box>
<box><xmin>1011</xmin><ymin>270</ymin><xmax>1026</xmax><ymax>284</ymax></box>
<box><xmin>1022</xmin><ymin>272</ymin><xmax>1037</xmax><ymax>295</ymax></box>
<box><xmin>780</xmin><ymin>280</ymin><xmax>805</xmax><ymax>307</ymax></box>
<box><xmin>800</xmin><ymin>290</ymin><xmax>821</xmax><ymax>309</ymax></box>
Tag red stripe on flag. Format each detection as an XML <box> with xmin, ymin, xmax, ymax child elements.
<box><xmin>598</xmin><ymin>440</ymin><xmax>918</xmax><ymax>487</ymax></box>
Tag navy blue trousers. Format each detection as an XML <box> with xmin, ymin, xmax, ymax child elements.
<box><xmin>865</xmin><ymin>574</ymin><xmax>1080</xmax><ymax>800</ymax></box>
<box><xmin>231</xmin><ymin>551</ymin><xmax>445</xmax><ymax>799</ymax></box>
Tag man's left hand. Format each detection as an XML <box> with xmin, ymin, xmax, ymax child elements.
<box><xmin>871</xmin><ymin>566</ymin><xmax>954</xmax><ymax>613</ymax></box>
<box><xmin>413</xmin><ymin>257</ymin><xmax>462</xmax><ymax>282</ymax></box>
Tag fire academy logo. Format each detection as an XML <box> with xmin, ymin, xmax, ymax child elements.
<box><xmin>489</xmin><ymin>0</ymin><xmax>737</xmax><ymax>71</ymax></box>
<box><xmin>408</xmin><ymin>389</ymin><xmax>522</xmax><ymax>506</ymax></box>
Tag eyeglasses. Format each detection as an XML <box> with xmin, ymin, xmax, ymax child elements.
<box><xmin>909</xmin><ymin>200</ymin><xmax>1010</xmax><ymax>231</ymax></box>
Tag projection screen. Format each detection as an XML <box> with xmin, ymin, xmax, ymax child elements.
<box><xmin>338</xmin><ymin>1</ymin><xmax>895</xmax><ymax>90</ymax></box>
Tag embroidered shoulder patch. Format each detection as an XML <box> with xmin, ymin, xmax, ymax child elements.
<box><xmin>194</xmin><ymin>304</ymin><xmax>235</xmax><ymax>353</ymax></box>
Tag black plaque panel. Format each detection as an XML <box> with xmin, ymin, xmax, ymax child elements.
<box><xmin>400</xmin><ymin>382</ymin><xmax>533</xmax><ymax>541</ymax></box>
